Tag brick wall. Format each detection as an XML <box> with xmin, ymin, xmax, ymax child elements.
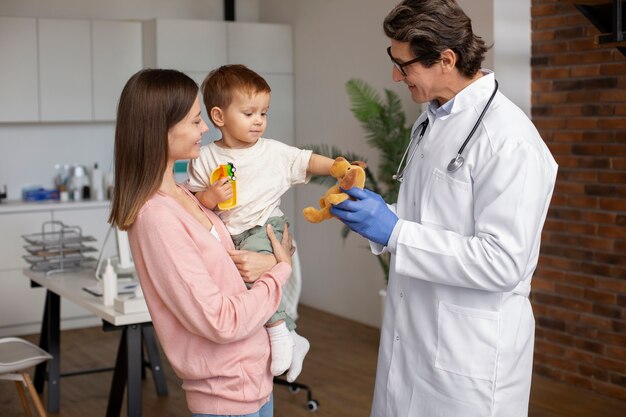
<box><xmin>531</xmin><ymin>0</ymin><xmax>626</xmax><ymax>400</ymax></box>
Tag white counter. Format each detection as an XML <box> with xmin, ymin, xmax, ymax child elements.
<box><xmin>0</xmin><ymin>199</ymin><xmax>110</xmax><ymax>214</ymax></box>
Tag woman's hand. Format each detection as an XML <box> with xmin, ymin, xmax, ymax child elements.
<box><xmin>227</xmin><ymin>224</ymin><xmax>294</xmax><ymax>283</ymax></box>
<box><xmin>228</xmin><ymin>250</ymin><xmax>277</xmax><ymax>283</ymax></box>
<box><xmin>268</xmin><ymin>224</ymin><xmax>294</xmax><ymax>266</ymax></box>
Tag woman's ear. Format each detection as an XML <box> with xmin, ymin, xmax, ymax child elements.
<box><xmin>210</xmin><ymin>107</ymin><xmax>225</xmax><ymax>127</ymax></box>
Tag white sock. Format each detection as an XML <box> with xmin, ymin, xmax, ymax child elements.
<box><xmin>286</xmin><ymin>330</ymin><xmax>310</xmax><ymax>383</ymax></box>
<box><xmin>267</xmin><ymin>322</ymin><xmax>294</xmax><ymax>376</ymax></box>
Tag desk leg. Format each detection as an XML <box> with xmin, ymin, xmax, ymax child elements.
<box><xmin>34</xmin><ymin>291</ymin><xmax>61</xmax><ymax>413</ymax></box>
<box><xmin>106</xmin><ymin>329</ymin><xmax>126</xmax><ymax>417</ymax></box>
<box><xmin>142</xmin><ymin>325</ymin><xmax>168</xmax><ymax>396</ymax></box>
<box><xmin>127</xmin><ymin>325</ymin><xmax>142</xmax><ymax>417</ymax></box>
<box><xmin>34</xmin><ymin>293</ymin><xmax>49</xmax><ymax>392</ymax></box>
<box><xmin>106</xmin><ymin>325</ymin><xmax>142</xmax><ymax>417</ymax></box>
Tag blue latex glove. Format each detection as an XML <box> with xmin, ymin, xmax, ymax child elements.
<box><xmin>330</xmin><ymin>187</ymin><xmax>398</xmax><ymax>246</ymax></box>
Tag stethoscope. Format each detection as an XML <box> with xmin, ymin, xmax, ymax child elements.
<box><xmin>392</xmin><ymin>79</ymin><xmax>499</xmax><ymax>182</ymax></box>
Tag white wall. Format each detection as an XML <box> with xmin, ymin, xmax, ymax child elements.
<box><xmin>260</xmin><ymin>0</ymin><xmax>530</xmax><ymax>327</ymax></box>
<box><xmin>493</xmin><ymin>0</ymin><xmax>532</xmax><ymax>115</ymax></box>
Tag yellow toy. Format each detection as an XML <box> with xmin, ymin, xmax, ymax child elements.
<box><xmin>303</xmin><ymin>157</ymin><xmax>367</xmax><ymax>223</ymax></box>
<box><xmin>210</xmin><ymin>162</ymin><xmax>237</xmax><ymax>210</ymax></box>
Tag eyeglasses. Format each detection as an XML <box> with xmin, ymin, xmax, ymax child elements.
<box><xmin>386</xmin><ymin>46</ymin><xmax>421</xmax><ymax>77</ymax></box>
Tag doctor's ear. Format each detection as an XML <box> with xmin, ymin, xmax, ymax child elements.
<box><xmin>210</xmin><ymin>107</ymin><xmax>225</xmax><ymax>127</ymax></box>
<box><xmin>439</xmin><ymin>49</ymin><xmax>457</xmax><ymax>73</ymax></box>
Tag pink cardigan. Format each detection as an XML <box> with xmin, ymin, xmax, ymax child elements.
<box><xmin>128</xmin><ymin>189</ymin><xmax>291</xmax><ymax>415</ymax></box>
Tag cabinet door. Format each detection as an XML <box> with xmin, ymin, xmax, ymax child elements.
<box><xmin>227</xmin><ymin>23</ymin><xmax>293</xmax><ymax>73</ymax></box>
<box><xmin>144</xmin><ymin>19</ymin><xmax>227</xmax><ymax>72</ymax></box>
<box><xmin>0</xmin><ymin>269</ymin><xmax>47</xmax><ymax>330</ymax></box>
<box><xmin>0</xmin><ymin>17</ymin><xmax>39</xmax><ymax>122</ymax></box>
<box><xmin>0</xmin><ymin>211</ymin><xmax>52</xmax><ymax>270</ymax></box>
<box><xmin>92</xmin><ymin>20</ymin><xmax>143</xmax><ymax>121</ymax></box>
<box><xmin>186</xmin><ymin>71</ymin><xmax>222</xmax><ymax>143</ymax></box>
<box><xmin>262</xmin><ymin>74</ymin><xmax>294</xmax><ymax>145</ymax></box>
<box><xmin>38</xmin><ymin>18</ymin><xmax>92</xmax><ymax>121</ymax></box>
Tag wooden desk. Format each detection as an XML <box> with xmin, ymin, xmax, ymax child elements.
<box><xmin>24</xmin><ymin>268</ymin><xmax>168</xmax><ymax>417</ymax></box>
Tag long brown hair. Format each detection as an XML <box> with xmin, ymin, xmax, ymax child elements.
<box><xmin>383</xmin><ymin>0</ymin><xmax>489</xmax><ymax>78</ymax></box>
<box><xmin>109</xmin><ymin>69</ymin><xmax>198</xmax><ymax>230</ymax></box>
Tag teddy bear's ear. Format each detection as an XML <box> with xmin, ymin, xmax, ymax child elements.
<box><xmin>339</xmin><ymin>169</ymin><xmax>357</xmax><ymax>190</ymax></box>
<box><xmin>351</xmin><ymin>161</ymin><xmax>367</xmax><ymax>169</ymax></box>
<box><xmin>335</xmin><ymin>156</ymin><xmax>348</xmax><ymax>163</ymax></box>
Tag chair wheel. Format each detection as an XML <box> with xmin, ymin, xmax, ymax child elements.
<box><xmin>288</xmin><ymin>385</ymin><xmax>300</xmax><ymax>394</ymax></box>
<box><xmin>307</xmin><ymin>399</ymin><xmax>319</xmax><ymax>412</ymax></box>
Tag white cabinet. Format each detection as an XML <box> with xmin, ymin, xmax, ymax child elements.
<box><xmin>143</xmin><ymin>19</ymin><xmax>227</xmax><ymax>72</ymax></box>
<box><xmin>0</xmin><ymin>203</ymin><xmax>111</xmax><ymax>337</ymax></box>
<box><xmin>262</xmin><ymin>74</ymin><xmax>294</xmax><ymax>143</ymax></box>
<box><xmin>0</xmin><ymin>17</ymin><xmax>142</xmax><ymax>123</ymax></box>
<box><xmin>0</xmin><ymin>269</ymin><xmax>46</xmax><ymax>329</ymax></box>
<box><xmin>227</xmin><ymin>22</ymin><xmax>293</xmax><ymax>73</ymax></box>
<box><xmin>144</xmin><ymin>19</ymin><xmax>293</xmax><ymax>74</ymax></box>
<box><xmin>0</xmin><ymin>17</ymin><xmax>39</xmax><ymax>122</ymax></box>
<box><xmin>92</xmin><ymin>20</ymin><xmax>143</xmax><ymax>121</ymax></box>
<box><xmin>38</xmin><ymin>19</ymin><xmax>93</xmax><ymax>121</ymax></box>
<box><xmin>0</xmin><ymin>211</ymin><xmax>52</xmax><ymax>270</ymax></box>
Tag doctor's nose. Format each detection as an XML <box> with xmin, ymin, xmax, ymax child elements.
<box><xmin>392</xmin><ymin>65</ymin><xmax>405</xmax><ymax>82</ymax></box>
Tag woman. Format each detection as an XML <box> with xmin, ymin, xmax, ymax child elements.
<box><xmin>109</xmin><ymin>69</ymin><xmax>292</xmax><ymax>417</ymax></box>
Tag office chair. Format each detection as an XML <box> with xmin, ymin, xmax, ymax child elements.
<box><xmin>273</xmin><ymin>243</ymin><xmax>319</xmax><ymax>412</ymax></box>
<box><xmin>0</xmin><ymin>337</ymin><xmax>52</xmax><ymax>417</ymax></box>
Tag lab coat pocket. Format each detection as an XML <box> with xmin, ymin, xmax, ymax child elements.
<box><xmin>421</xmin><ymin>168</ymin><xmax>472</xmax><ymax>234</ymax></box>
<box><xmin>435</xmin><ymin>301</ymin><xmax>500</xmax><ymax>381</ymax></box>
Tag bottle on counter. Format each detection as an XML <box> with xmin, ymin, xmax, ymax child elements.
<box><xmin>90</xmin><ymin>163</ymin><xmax>104</xmax><ymax>201</ymax></box>
<box><xmin>68</xmin><ymin>165</ymin><xmax>88</xmax><ymax>201</ymax></box>
<box><xmin>104</xmin><ymin>172</ymin><xmax>114</xmax><ymax>200</ymax></box>
<box><xmin>102</xmin><ymin>258</ymin><xmax>118</xmax><ymax>306</ymax></box>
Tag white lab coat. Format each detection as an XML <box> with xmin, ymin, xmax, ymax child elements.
<box><xmin>370</xmin><ymin>72</ymin><xmax>558</xmax><ymax>417</ymax></box>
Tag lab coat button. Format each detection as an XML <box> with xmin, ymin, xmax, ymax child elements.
<box><xmin>395</xmin><ymin>335</ymin><xmax>400</xmax><ymax>341</ymax></box>
<box><xmin>400</xmin><ymin>292</ymin><xmax>404</xmax><ymax>298</ymax></box>
<box><xmin>419</xmin><ymin>154</ymin><xmax>424</xmax><ymax>159</ymax></box>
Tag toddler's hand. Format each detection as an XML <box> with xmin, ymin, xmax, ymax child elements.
<box><xmin>208</xmin><ymin>177</ymin><xmax>233</xmax><ymax>204</ymax></box>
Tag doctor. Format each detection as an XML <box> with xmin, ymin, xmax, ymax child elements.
<box><xmin>331</xmin><ymin>1</ymin><xmax>558</xmax><ymax>416</ymax></box>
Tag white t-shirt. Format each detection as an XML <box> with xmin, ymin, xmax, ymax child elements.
<box><xmin>187</xmin><ymin>138</ymin><xmax>312</xmax><ymax>235</ymax></box>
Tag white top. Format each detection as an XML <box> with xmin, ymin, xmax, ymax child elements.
<box><xmin>369</xmin><ymin>71</ymin><xmax>558</xmax><ymax>417</ymax></box>
<box><xmin>209</xmin><ymin>226</ymin><xmax>221</xmax><ymax>242</ymax></box>
<box><xmin>187</xmin><ymin>138</ymin><xmax>312</xmax><ymax>235</ymax></box>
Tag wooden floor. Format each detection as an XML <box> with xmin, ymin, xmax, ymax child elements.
<box><xmin>1</xmin><ymin>305</ymin><xmax>624</xmax><ymax>417</ymax></box>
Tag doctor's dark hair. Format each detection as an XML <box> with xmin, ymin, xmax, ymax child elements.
<box><xmin>109</xmin><ymin>69</ymin><xmax>198</xmax><ymax>230</ymax></box>
<box><xmin>201</xmin><ymin>64</ymin><xmax>271</xmax><ymax>125</ymax></box>
<box><xmin>383</xmin><ymin>0</ymin><xmax>489</xmax><ymax>77</ymax></box>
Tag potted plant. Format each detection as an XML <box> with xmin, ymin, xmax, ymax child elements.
<box><xmin>305</xmin><ymin>78</ymin><xmax>412</xmax><ymax>286</ymax></box>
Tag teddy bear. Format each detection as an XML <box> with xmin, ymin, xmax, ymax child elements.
<box><xmin>303</xmin><ymin>157</ymin><xmax>367</xmax><ymax>223</ymax></box>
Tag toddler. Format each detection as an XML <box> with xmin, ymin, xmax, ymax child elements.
<box><xmin>187</xmin><ymin>64</ymin><xmax>334</xmax><ymax>382</ymax></box>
